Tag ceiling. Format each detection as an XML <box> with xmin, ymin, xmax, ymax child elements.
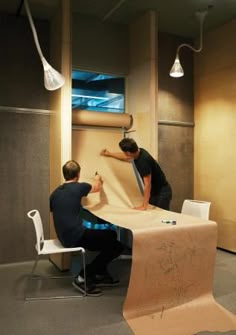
<box><xmin>0</xmin><ymin>0</ymin><xmax>235</xmax><ymax>37</ymax></box>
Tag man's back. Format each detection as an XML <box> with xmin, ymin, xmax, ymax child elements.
<box><xmin>50</xmin><ymin>182</ymin><xmax>91</xmax><ymax>247</ymax></box>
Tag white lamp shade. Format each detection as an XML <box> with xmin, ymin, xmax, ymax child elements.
<box><xmin>41</xmin><ymin>57</ymin><xmax>65</xmax><ymax>91</ymax></box>
<box><xmin>24</xmin><ymin>0</ymin><xmax>65</xmax><ymax>91</ymax></box>
<box><xmin>169</xmin><ymin>56</ymin><xmax>184</xmax><ymax>78</ymax></box>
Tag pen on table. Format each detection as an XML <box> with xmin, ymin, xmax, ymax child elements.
<box><xmin>161</xmin><ymin>220</ymin><xmax>176</xmax><ymax>225</ymax></box>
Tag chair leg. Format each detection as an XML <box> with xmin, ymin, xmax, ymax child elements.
<box><xmin>81</xmin><ymin>250</ymin><xmax>87</xmax><ymax>296</ymax></box>
<box><xmin>24</xmin><ymin>255</ymin><xmax>40</xmax><ymax>301</ymax></box>
<box><xmin>31</xmin><ymin>254</ymin><xmax>40</xmax><ymax>277</ymax></box>
<box><xmin>25</xmin><ymin>252</ymin><xmax>87</xmax><ymax>301</ymax></box>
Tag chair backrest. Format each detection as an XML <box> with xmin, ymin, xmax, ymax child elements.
<box><xmin>181</xmin><ymin>199</ymin><xmax>211</xmax><ymax>220</ymax></box>
<box><xmin>27</xmin><ymin>209</ymin><xmax>44</xmax><ymax>253</ymax></box>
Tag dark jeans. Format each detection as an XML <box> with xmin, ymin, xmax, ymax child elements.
<box><xmin>149</xmin><ymin>183</ymin><xmax>172</xmax><ymax>210</ymax></box>
<box><xmin>78</xmin><ymin>228</ymin><xmax>124</xmax><ymax>279</ymax></box>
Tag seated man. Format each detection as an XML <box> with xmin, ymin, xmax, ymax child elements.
<box><xmin>50</xmin><ymin>160</ymin><xmax>124</xmax><ymax>297</ymax></box>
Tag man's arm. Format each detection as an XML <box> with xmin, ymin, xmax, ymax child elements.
<box><xmin>89</xmin><ymin>174</ymin><xmax>103</xmax><ymax>193</ymax></box>
<box><xmin>134</xmin><ymin>174</ymin><xmax>151</xmax><ymax>210</ymax></box>
<box><xmin>100</xmin><ymin>149</ymin><xmax>131</xmax><ymax>162</ymax></box>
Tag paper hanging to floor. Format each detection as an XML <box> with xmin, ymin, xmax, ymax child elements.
<box><xmin>72</xmin><ymin>126</ymin><xmax>236</xmax><ymax>335</ymax></box>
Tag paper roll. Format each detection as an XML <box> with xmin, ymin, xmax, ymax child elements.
<box><xmin>72</xmin><ymin>110</ymin><xmax>133</xmax><ymax>129</ymax></box>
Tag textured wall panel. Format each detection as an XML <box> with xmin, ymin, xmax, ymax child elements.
<box><xmin>0</xmin><ymin>112</ymin><xmax>49</xmax><ymax>264</ymax></box>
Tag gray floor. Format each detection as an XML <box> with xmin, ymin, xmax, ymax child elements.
<box><xmin>0</xmin><ymin>249</ymin><xmax>236</xmax><ymax>335</ymax></box>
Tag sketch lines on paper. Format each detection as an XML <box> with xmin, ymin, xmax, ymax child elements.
<box><xmin>133</xmin><ymin>231</ymin><xmax>211</xmax><ymax>317</ymax></box>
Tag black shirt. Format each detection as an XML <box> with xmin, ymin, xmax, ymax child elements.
<box><xmin>134</xmin><ymin>148</ymin><xmax>168</xmax><ymax>196</ymax></box>
<box><xmin>49</xmin><ymin>182</ymin><xmax>91</xmax><ymax>247</ymax></box>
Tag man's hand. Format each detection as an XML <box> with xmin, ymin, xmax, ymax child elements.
<box><xmin>95</xmin><ymin>173</ymin><xmax>103</xmax><ymax>183</ymax></box>
<box><xmin>100</xmin><ymin>149</ymin><xmax>130</xmax><ymax>162</ymax></box>
<box><xmin>90</xmin><ymin>173</ymin><xmax>103</xmax><ymax>193</ymax></box>
<box><xmin>133</xmin><ymin>205</ymin><xmax>147</xmax><ymax>211</ymax></box>
<box><xmin>100</xmin><ymin>149</ymin><xmax>110</xmax><ymax>157</ymax></box>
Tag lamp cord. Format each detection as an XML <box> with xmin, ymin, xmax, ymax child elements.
<box><xmin>176</xmin><ymin>11</ymin><xmax>207</xmax><ymax>57</ymax></box>
<box><xmin>16</xmin><ymin>0</ymin><xmax>24</xmax><ymax>17</ymax></box>
<box><xmin>24</xmin><ymin>0</ymin><xmax>44</xmax><ymax>61</ymax></box>
<box><xmin>103</xmin><ymin>0</ymin><xmax>127</xmax><ymax>21</ymax></box>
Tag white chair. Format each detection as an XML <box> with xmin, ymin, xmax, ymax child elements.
<box><xmin>181</xmin><ymin>199</ymin><xmax>211</xmax><ymax>220</ymax></box>
<box><xmin>25</xmin><ymin>209</ymin><xmax>86</xmax><ymax>301</ymax></box>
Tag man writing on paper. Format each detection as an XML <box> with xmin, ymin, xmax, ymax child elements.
<box><xmin>50</xmin><ymin>160</ymin><xmax>124</xmax><ymax>297</ymax></box>
<box><xmin>101</xmin><ymin>138</ymin><xmax>172</xmax><ymax>211</ymax></box>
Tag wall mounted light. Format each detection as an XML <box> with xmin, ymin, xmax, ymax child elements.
<box><xmin>24</xmin><ymin>0</ymin><xmax>65</xmax><ymax>90</ymax></box>
<box><xmin>169</xmin><ymin>10</ymin><xmax>208</xmax><ymax>78</ymax></box>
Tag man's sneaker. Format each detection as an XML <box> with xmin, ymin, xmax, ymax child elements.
<box><xmin>72</xmin><ymin>277</ymin><xmax>102</xmax><ymax>297</ymax></box>
<box><xmin>95</xmin><ymin>274</ymin><xmax>120</xmax><ymax>287</ymax></box>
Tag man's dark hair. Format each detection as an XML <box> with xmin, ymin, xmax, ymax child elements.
<box><xmin>62</xmin><ymin>160</ymin><xmax>81</xmax><ymax>181</ymax></box>
<box><xmin>119</xmin><ymin>138</ymin><xmax>138</xmax><ymax>153</ymax></box>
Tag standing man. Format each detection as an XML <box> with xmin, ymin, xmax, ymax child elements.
<box><xmin>50</xmin><ymin>160</ymin><xmax>124</xmax><ymax>297</ymax></box>
<box><xmin>101</xmin><ymin>138</ymin><xmax>172</xmax><ymax>211</ymax></box>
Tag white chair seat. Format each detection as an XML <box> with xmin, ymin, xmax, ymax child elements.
<box><xmin>38</xmin><ymin>239</ymin><xmax>84</xmax><ymax>255</ymax></box>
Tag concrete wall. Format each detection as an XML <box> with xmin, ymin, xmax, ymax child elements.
<box><xmin>127</xmin><ymin>11</ymin><xmax>158</xmax><ymax>157</ymax></box>
<box><xmin>72</xmin><ymin>13</ymin><xmax>129</xmax><ymax>75</ymax></box>
<box><xmin>0</xmin><ymin>14</ymin><xmax>50</xmax><ymax>263</ymax></box>
<box><xmin>194</xmin><ymin>20</ymin><xmax>236</xmax><ymax>251</ymax></box>
<box><xmin>0</xmin><ymin>14</ymin><xmax>49</xmax><ymax>109</ymax></box>
<box><xmin>158</xmin><ymin>32</ymin><xmax>194</xmax><ymax>212</ymax></box>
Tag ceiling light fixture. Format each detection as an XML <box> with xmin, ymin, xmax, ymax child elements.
<box><xmin>169</xmin><ymin>10</ymin><xmax>208</xmax><ymax>78</ymax></box>
<box><xmin>24</xmin><ymin>0</ymin><xmax>65</xmax><ymax>90</ymax></box>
